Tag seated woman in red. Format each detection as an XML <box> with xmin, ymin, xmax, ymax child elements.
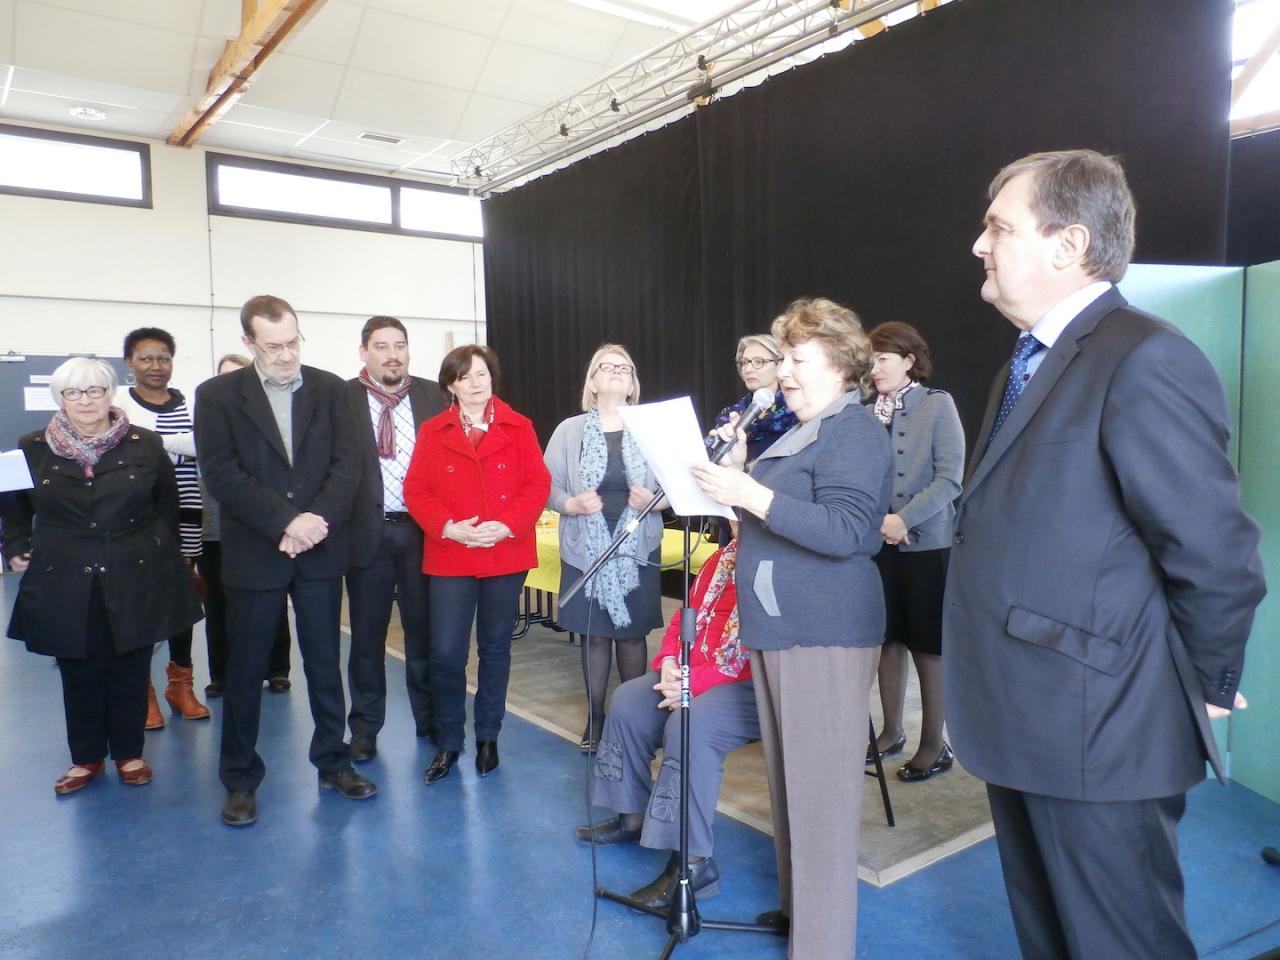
<box><xmin>574</xmin><ymin>532</ymin><xmax>759</xmax><ymax>911</ymax></box>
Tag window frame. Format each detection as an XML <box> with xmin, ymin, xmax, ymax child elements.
<box><xmin>206</xmin><ymin>153</ymin><xmax>481</xmax><ymax>242</ymax></box>
<box><xmin>0</xmin><ymin>122</ymin><xmax>153</xmax><ymax>209</ymax></box>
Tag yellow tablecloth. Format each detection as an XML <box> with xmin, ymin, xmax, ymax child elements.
<box><xmin>524</xmin><ymin>527</ymin><xmax>717</xmax><ymax>595</ymax></box>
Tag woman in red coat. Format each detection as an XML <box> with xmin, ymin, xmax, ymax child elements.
<box><xmin>404</xmin><ymin>345</ymin><xmax>550</xmax><ymax>784</ymax></box>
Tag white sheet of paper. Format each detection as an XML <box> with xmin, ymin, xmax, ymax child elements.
<box><xmin>618</xmin><ymin>397</ymin><xmax>735</xmax><ymax>519</ymax></box>
<box><xmin>0</xmin><ymin>450</ymin><xmax>33</xmax><ymax>492</ymax></box>
<box><xmin>23</xmin><ymin>386</ymin><xmax>57</xmax><ymax>411</ymax></box>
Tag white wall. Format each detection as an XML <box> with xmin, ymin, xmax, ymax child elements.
<box><xmin>0</xmin><ymin>128</ymin><xmax>484</xmax><ymax>402</ymax></box>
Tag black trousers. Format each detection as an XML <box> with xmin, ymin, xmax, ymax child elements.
<box><xmin>199</xmin><ymin>541</ymin><xmax>291</xmax><ymax>684</ymax></box>
<box><xmin>56</xmin><ymin>579</ymin><xmax>151</xmax><ymax>764</ymax></box>
<box><xmin>345</xmin><ymin>519</ymin><xmax>432</xmax><ymax>738</ymax></box>
<box><xmin>428</xmin><ymin>572</ymin><xmax>524</xmax><ymax>751</ymax></box>
<box><xmin>220</xmin><ymin>576</ymin><xmax>349</xmax><ymax>792</ymax></box>
<box><xmin>987</xmin><ymin>783</ymin><xmax>1196</xmax><ymax>960</ymax></box>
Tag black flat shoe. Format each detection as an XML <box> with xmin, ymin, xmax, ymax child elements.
<box><xmin>424</xmin><ymin>749</ymin><xmax>459</xmax><ymax>784</ymax></box>
<box><xmin>319</xmin><ymin>767</ymin><xmax>378</xmax><ymax>799</ymax></box>
<box><xmin>266</xmin><ymin>677</ymin><xmax>291</xmax><ymax>693</ymax></box>
<box><xmin>897</xmin><ymin>743</ymin><xmax>954</xmax><ymax>782</ymax></box>
<box><xmin>867</xmin><ymin>731</ymin><xmax>906</xmax><ymax>765</ymax></box>
<box><xmin>628</xmin><ymin>853</ymin><xmax>720</xmax><ymax>910</ymax></box>
<box><xmin>755</xmin><ymin>908</ymin><xmax>790</xmax><ymax>935</ymax></box>
<box><xmin>349</xmin><ymin>734</ymin><xmax>377</xmax><ymax>763</ymax></box>
<box><xmin>475</xmin><ymin>740</ymin><xmax>499</xmax><ymax>777</ymax></box>
<box><xmin>221</xmin><ymin>789</ymin><xmax>257</xmax><ymax>827</ymax></box>
<box><xmin>204</xmin><ymin>681</ymin><xmax>223</xmax><ymax>699</ymax></box>
<box><xmin>574</xmin><ymin>815</ymin><xmax>642</xmax><ymax>846</ymax></box>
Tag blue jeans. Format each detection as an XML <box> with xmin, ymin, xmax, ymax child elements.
<box><xmin>428</xmin><ymin>572</ymin><xmax>525</xmax><ymax>750</ymax></box>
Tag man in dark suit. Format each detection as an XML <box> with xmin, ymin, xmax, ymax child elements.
<box><xmin>945</xmin><ymin>150</ymin><xmax>1265</xmax><ymax>958</ymax></box>
<box><xmin>196</xmin><ymin>295</ymin><xmax>376</xmax><ymax>827</ymax></box>
<box><xmin>344</xmin><ymin>316</ymin><xmax>445</xmax><ymax>761</ymax></box>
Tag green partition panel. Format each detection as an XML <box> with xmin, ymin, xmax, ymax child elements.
<box><xmin>1236</xmin><ymin>260</ymin><xmax>1280</xmax><ymax>804</ymax></box>
<box><xmin>1117</xmin><ymin>264</ymin><xmax>1247</xmax><ymax>771</ymax></box>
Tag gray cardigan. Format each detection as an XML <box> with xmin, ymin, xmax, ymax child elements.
<box><xmin>737</xmin><ymin>392</ymin><xmax>893</xmax><ymax>651</ymax></box>
<box><xmin>878</xmin><ymin>386</ymin><xmax>964</xmax><ymax>551</ymax></box>
<box><xmin>543</xmin><ymin>412</ymin><xmax>664</xmax><ymax>571</ymax></box>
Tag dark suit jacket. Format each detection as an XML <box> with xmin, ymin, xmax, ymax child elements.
<box><xmin>346</xmin><ymin>375</ymin><xmax>445</xmax><ymax>568</ymax></box>
<box><xmin>195</xmin><ymin>364</ymin><xmax>359</xmax><ymax>590</ymax></box>
<box><xmin>943</xmin><ymin>286</ymin><xmax>1265</xmax><ymax>802</ymax></box>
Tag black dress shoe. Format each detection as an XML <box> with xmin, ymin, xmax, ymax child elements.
<box><xmin>579</xmin><ymin>738</ymin><xmax>598</xmax><ymax>754</ymax></box>
<box><xmin>424</xmin><ymin>749</ymin><xmax>459</xmax><ymax>784</ymax></box>
<box><xmin>867</xmin><ymin>731</ymin><xmax>906</xmax><ymax>765</ymax></box>
<box><xmin>897</xmin><ymin>743</ymin><xmax>955</xmax><ymax>782</ymax></box>
<box><xmin>319</xmin><ymin>767</ymin><xmax>378</xmax><ymax>799</ymax></box>
<box><xmin>349</xmin><ymin>734</ymin><xmax>377</xmax><ymax>763</ymax></box>
<box><xmin>266</xmin><ymin>676</ymin><xmax>291</xmax><ymax>693</ymax></box>
<box><xmin>628</xmin><ymin>853</ymin><xmax>721</xmax><ymax>910</ymax></box>
<box><xmin>755</xmin><ymin>908</ymin><xmax>790</xmax><ymax>934</ymax></box>
<box><xmin>221</xmin><ymin>789</ymin><xmax>257</xmax><ymax>827</ymax></box>
<box><xmin>574</xmin><ymin>815</ymin><xmax>642</xmax><ymax>846</ymax></box>
<box><xmin>475</xmin><ymin>740</ymin><xmax>499</xmax><ymax>777</ymax></box>
<box><xmin>204</xmin><ymin>681</ymin><xmax>223</xmax><ymax>699</ymax></box>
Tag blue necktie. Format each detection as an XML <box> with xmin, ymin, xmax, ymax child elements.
<box><xmin>987</xmin><ymin>334</ymin><xmax>1045</xmax><ymax>446</ymax></box>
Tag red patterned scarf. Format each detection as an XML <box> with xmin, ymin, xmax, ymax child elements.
<box><xmin>45</xmin><ymin>407</ymin><xmax>130</xmax><ymax>477</ymax></box>
<box><xmin>358</xmin><ymin>368</ymin><xmax>412</xmax><ymax>459</ymax></box>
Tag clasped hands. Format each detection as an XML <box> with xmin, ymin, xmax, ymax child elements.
<box><xmin>565</xmin><ymin>484</ymin><xmax>660</xmax><ymax>515</ymax></box>
<box><xmin>654</xmin><ymin>657</ymin><xmax>682</xmax><ymax>711</ymax></box>
<box><xmin>444</xmin><ymin>516</ymin><xmax>512</xmax><ymax>548</ymax></box>
<box><xmin>279</xmin><ymin>512</ymin><xmax>328</xmax><ymax>558</ymax></box>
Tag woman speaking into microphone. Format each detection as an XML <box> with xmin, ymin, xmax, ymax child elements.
<box><xmin>693</xmin><ymin>298</ymin><xmax>892</xmax><ymax>960</ymax></box>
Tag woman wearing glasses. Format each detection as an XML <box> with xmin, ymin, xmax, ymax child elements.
<box><xmin>3</xmin><ymin>358</ymin><xmax>202</xmax><ymax>794</ymax></box>
<box><xmin>544</xmin><ymin>345</ymin><xmax>666</xmax><ymax>751</ymax></box>
<box><xmin>714</xmin><ymin>334</ymin><xmax>797</xmax><ymax>463</ymax></box>
<box><xmin>118</xmin><ymin>327</ymin><xmax>211</xmax><ymax>726</ymax></box>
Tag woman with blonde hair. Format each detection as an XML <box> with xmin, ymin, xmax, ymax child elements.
<box><xmin>544</xmin><ymin>344</ymin><xmax>666</xmax><ymax>751</ymax></box>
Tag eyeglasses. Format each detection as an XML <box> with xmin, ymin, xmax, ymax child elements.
<box><xmin>61</xmin><ymin>386</ymin><xmax>109</xmax><ymax>400</ymax></box>
<box><xmin>738</xmin><ymin>357</ymin><xmax>779</xmax><ymax>370</ymax></box>
<box><xmin>597</xmin><ymin>362</ymin><xmax>634</xmax><ymax>375</ymax></box>
<box><xmin>251</xmin><ymin>334</ymin><xmax>305</xmax><ymax>359</ymax></box>
<box><xmin>132</xmin><ymin>354</ymin><xmax>172</xmax><ymax>367</ymax></box>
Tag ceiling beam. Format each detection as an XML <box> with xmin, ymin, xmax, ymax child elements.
<box><xmin>168</xmin><ymin>0</ymin><xmax>327</xmax><ymax>148</ymax></box>
<box><xmin>1231</xmin><ymin>18</ymin><xmax>1280</xmax><ymax>108</ymax></box>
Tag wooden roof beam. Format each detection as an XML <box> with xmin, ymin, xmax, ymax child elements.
<box><xmin>168</xmin><ymin>0</ymin><xmax>327</xmax><ymax>147</ymax></box>
<box><xmin>1232</xmin><ymin>17</ymin><xmax>1280</xmax><ymax>108</ymax></box>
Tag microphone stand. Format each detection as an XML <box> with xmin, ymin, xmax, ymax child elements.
<box><xmin>565</xmin><ymin>482</ymin><xmax>781</xmax><ymax>957</ymax></box>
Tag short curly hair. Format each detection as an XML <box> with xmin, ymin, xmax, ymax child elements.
<box><xmin>771</xmin><ymin>297</ymin><xmax>874</xmax><ymax>398</ymax></box>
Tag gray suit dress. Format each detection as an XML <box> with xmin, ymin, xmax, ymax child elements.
<box><xmin>944</xmin><ymin>286</ymin><xmax>1265</xmax><ymax>959</ymax></box>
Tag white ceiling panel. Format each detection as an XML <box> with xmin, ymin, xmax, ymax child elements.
<box><xmin>332</xmin><ymin>69</ymin><xmax>469</xmax><ymax>140</ymax></box>
<box><xmin>221</xmin><ymin>102</ymin><xmax>327</xmax><ymax>136</ymax></box>
<box><xmin>402</xmin><ymin>155</ymin><xmax>454</xmax><ymax>176</ymax></box>
<box><xmin>474</xmin><ymin>40</ymin><xmax>605</xmax><ymax>106</ymax></box>
<box><xmin>0</xmin><ymin>1</ymin><xmax>14</xmax><ymax>64</ymax></box>
<box><xmin>188</xmin><ymin>37</ymin><xmax>226</xmax><ymax>96</ymax></box>
<box><xmin>10</xmin><ymin>66</ymin><xmax>184</xmax><ymax>112</ymax></box>
<box><xmin>288</xmin><ymin>139</ymin><xmax>413</xmax><ymax>171</ymax></box>
<box><xmin>348</xmin><ymin>8</ymin><xmax>494</xmax><ymax>90</ymax></box>
<box><xmin>365</xmin><ymin>0</ymin><xmax>516</xmax><ymax>38</ymax></box>
<box><xmin>199</xmin><ymin>0</ymin><xmax>240</xmax><ymax>40</ymax></box>
<box><xmin>499</xmin><ymin>0</ymin><xmax>627</xmax><ymax>64</ymax></box>
<box><xmin>202</xmin><ymin>123</ymin><xmax>313</xmax><ymax>156</ymax></box>
<box><xmin>238</xmin><ymin>53</ymin><xmax>345</xmax><ymax>116</ymax></box>
<box><xmin>301</xmin><ymin>118</ymin><xmax>451</xmax><ymax>156</ymax></box>
<box><xmin>22</xmin><ymin>0</ymin><xmax>206</xmax><ymax>35</ymax></box>
<box><xmin>453</xmin><ymin>92</ymin><xmax>540</xmax><ymax>144</ymax></box>
<box><xmin>279</xmin><ymin>0</ymin><xmax>364</xmax><ymax>65</ymax></box>
<box><xmin>605</xmin><ymin>21</ymin><xmax>677</xmax><ymax>67</ymax></box>
<box><xmin>1</xmin><ymin>89</ymin><xmax>173</xmax><ymax>138</ymax></box>
<box><xmin>14</xmin><ymin>3</ymin><xmax>196</xmax><ymax>93</ymax></box>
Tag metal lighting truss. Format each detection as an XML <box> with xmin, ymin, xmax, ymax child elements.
<box><xmin>454</xmin><ymin>0</ymin><xmax>934</xmax><ymax>193</ymax></box>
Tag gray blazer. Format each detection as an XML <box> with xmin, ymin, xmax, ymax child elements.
<box><xmin>543</xmin><ymin>412</ymin><xmax>663</xmax><ymax>571</ymax></box>
<box><xmin>878</xmin><ymin>386</ymin><xmax>964</xmax><ymax>551</ymax></box>
<box><xmin>736</xmin><ymin>393</ymin><xmax>893</xmax><ymax>651</ymax></box>
<box><xmin>944</xmin><ymin>287</ymin><xmax>1265</xmax><ymax>802</ymax></box>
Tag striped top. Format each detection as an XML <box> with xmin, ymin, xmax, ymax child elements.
<box><xmin>128</xmin><ymin>388</ymin><xmax>203</xmax><ymax>558</ymax></box>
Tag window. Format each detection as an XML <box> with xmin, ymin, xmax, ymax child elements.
<box><xmin>207</xmin><ymin>154</ymin><xmax>481</xmax><ymax>241</ymax></box>
<box><xmin>1232</xmin><ymin>0</ymin><xmax>1280</xmax><ymax>131</ymax></box>
<box><xmin>0</xmin><ymin>123</ymin><xmax>151</xmax><ymax>207</ymax></box>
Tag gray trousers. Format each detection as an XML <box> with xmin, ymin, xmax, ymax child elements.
<box><xmin>753</xmin><ymin>644</ymin><xmax>879</xmax><ymax>960</ymax></box>
<box><xmin>591</xmin><ymin>671</ymin><xmax>760</xmax><ymax>858</ymax></box>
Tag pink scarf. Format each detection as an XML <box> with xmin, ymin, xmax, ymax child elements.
<box><xmin>358</xmin><ymin>368</ymin><xmax>412</xmax><ymax>459</ymax></box>
<box><xmin>45</xmin><ymin>408</ymin><xmax>130</xmax><ymax>477</ymax></box>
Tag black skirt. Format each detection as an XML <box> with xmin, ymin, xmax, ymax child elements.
<box><xmin>557</xmin><ymin>541</ymin><xmax>663</xmax><ymax>640</ymax></box>
<box><xmin>873</xmin><ymin>545</ymin><xmax>949</xmax><ymax>656</ymax></box>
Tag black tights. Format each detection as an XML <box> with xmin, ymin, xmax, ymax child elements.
<box><xmin>167</xmin><ymin>627</ymin><xmax>193</xmax><ymax>668</ymax></box>
<box><xmin>581</xmin><ymin>635</ymin><xmax>648</xmax><ymax>741</ymax></box>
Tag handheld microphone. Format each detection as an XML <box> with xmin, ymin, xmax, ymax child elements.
<box><xmin>706</xmin><ymin>387</ymin><xmax>775</xmax><ymax>464</ymax></box>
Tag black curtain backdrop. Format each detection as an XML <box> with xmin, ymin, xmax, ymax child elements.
<box><xmin>1228</xmin><ymin>127</ymin><xmax>1280</xmax><ymax>266</ymax></box>
<box><xmin>483</xmin><ymin>0</ymin><xmax>1233</xmax><ymax>445</ymax></box>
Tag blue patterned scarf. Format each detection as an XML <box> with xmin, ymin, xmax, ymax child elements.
<box><xmin>579</xmin><ymin>406</ymin><xmax>648</xmax><ymax>628</ymax></box>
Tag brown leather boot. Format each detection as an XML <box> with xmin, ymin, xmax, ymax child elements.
<box><xmin>145</xmin><ymin>681</ymin><xmax>165</xmax><ymax>730</ymax></box>
<box><xmin>164</xmin><ymin>662</ymin><xmax>211</xmax><ymax>720</ymax></box>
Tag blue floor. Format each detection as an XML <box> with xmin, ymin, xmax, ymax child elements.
<box><xmin>0</xmin><ymin>628</ymin><xmax>1277</xmax><ymax>959</ymax></box>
